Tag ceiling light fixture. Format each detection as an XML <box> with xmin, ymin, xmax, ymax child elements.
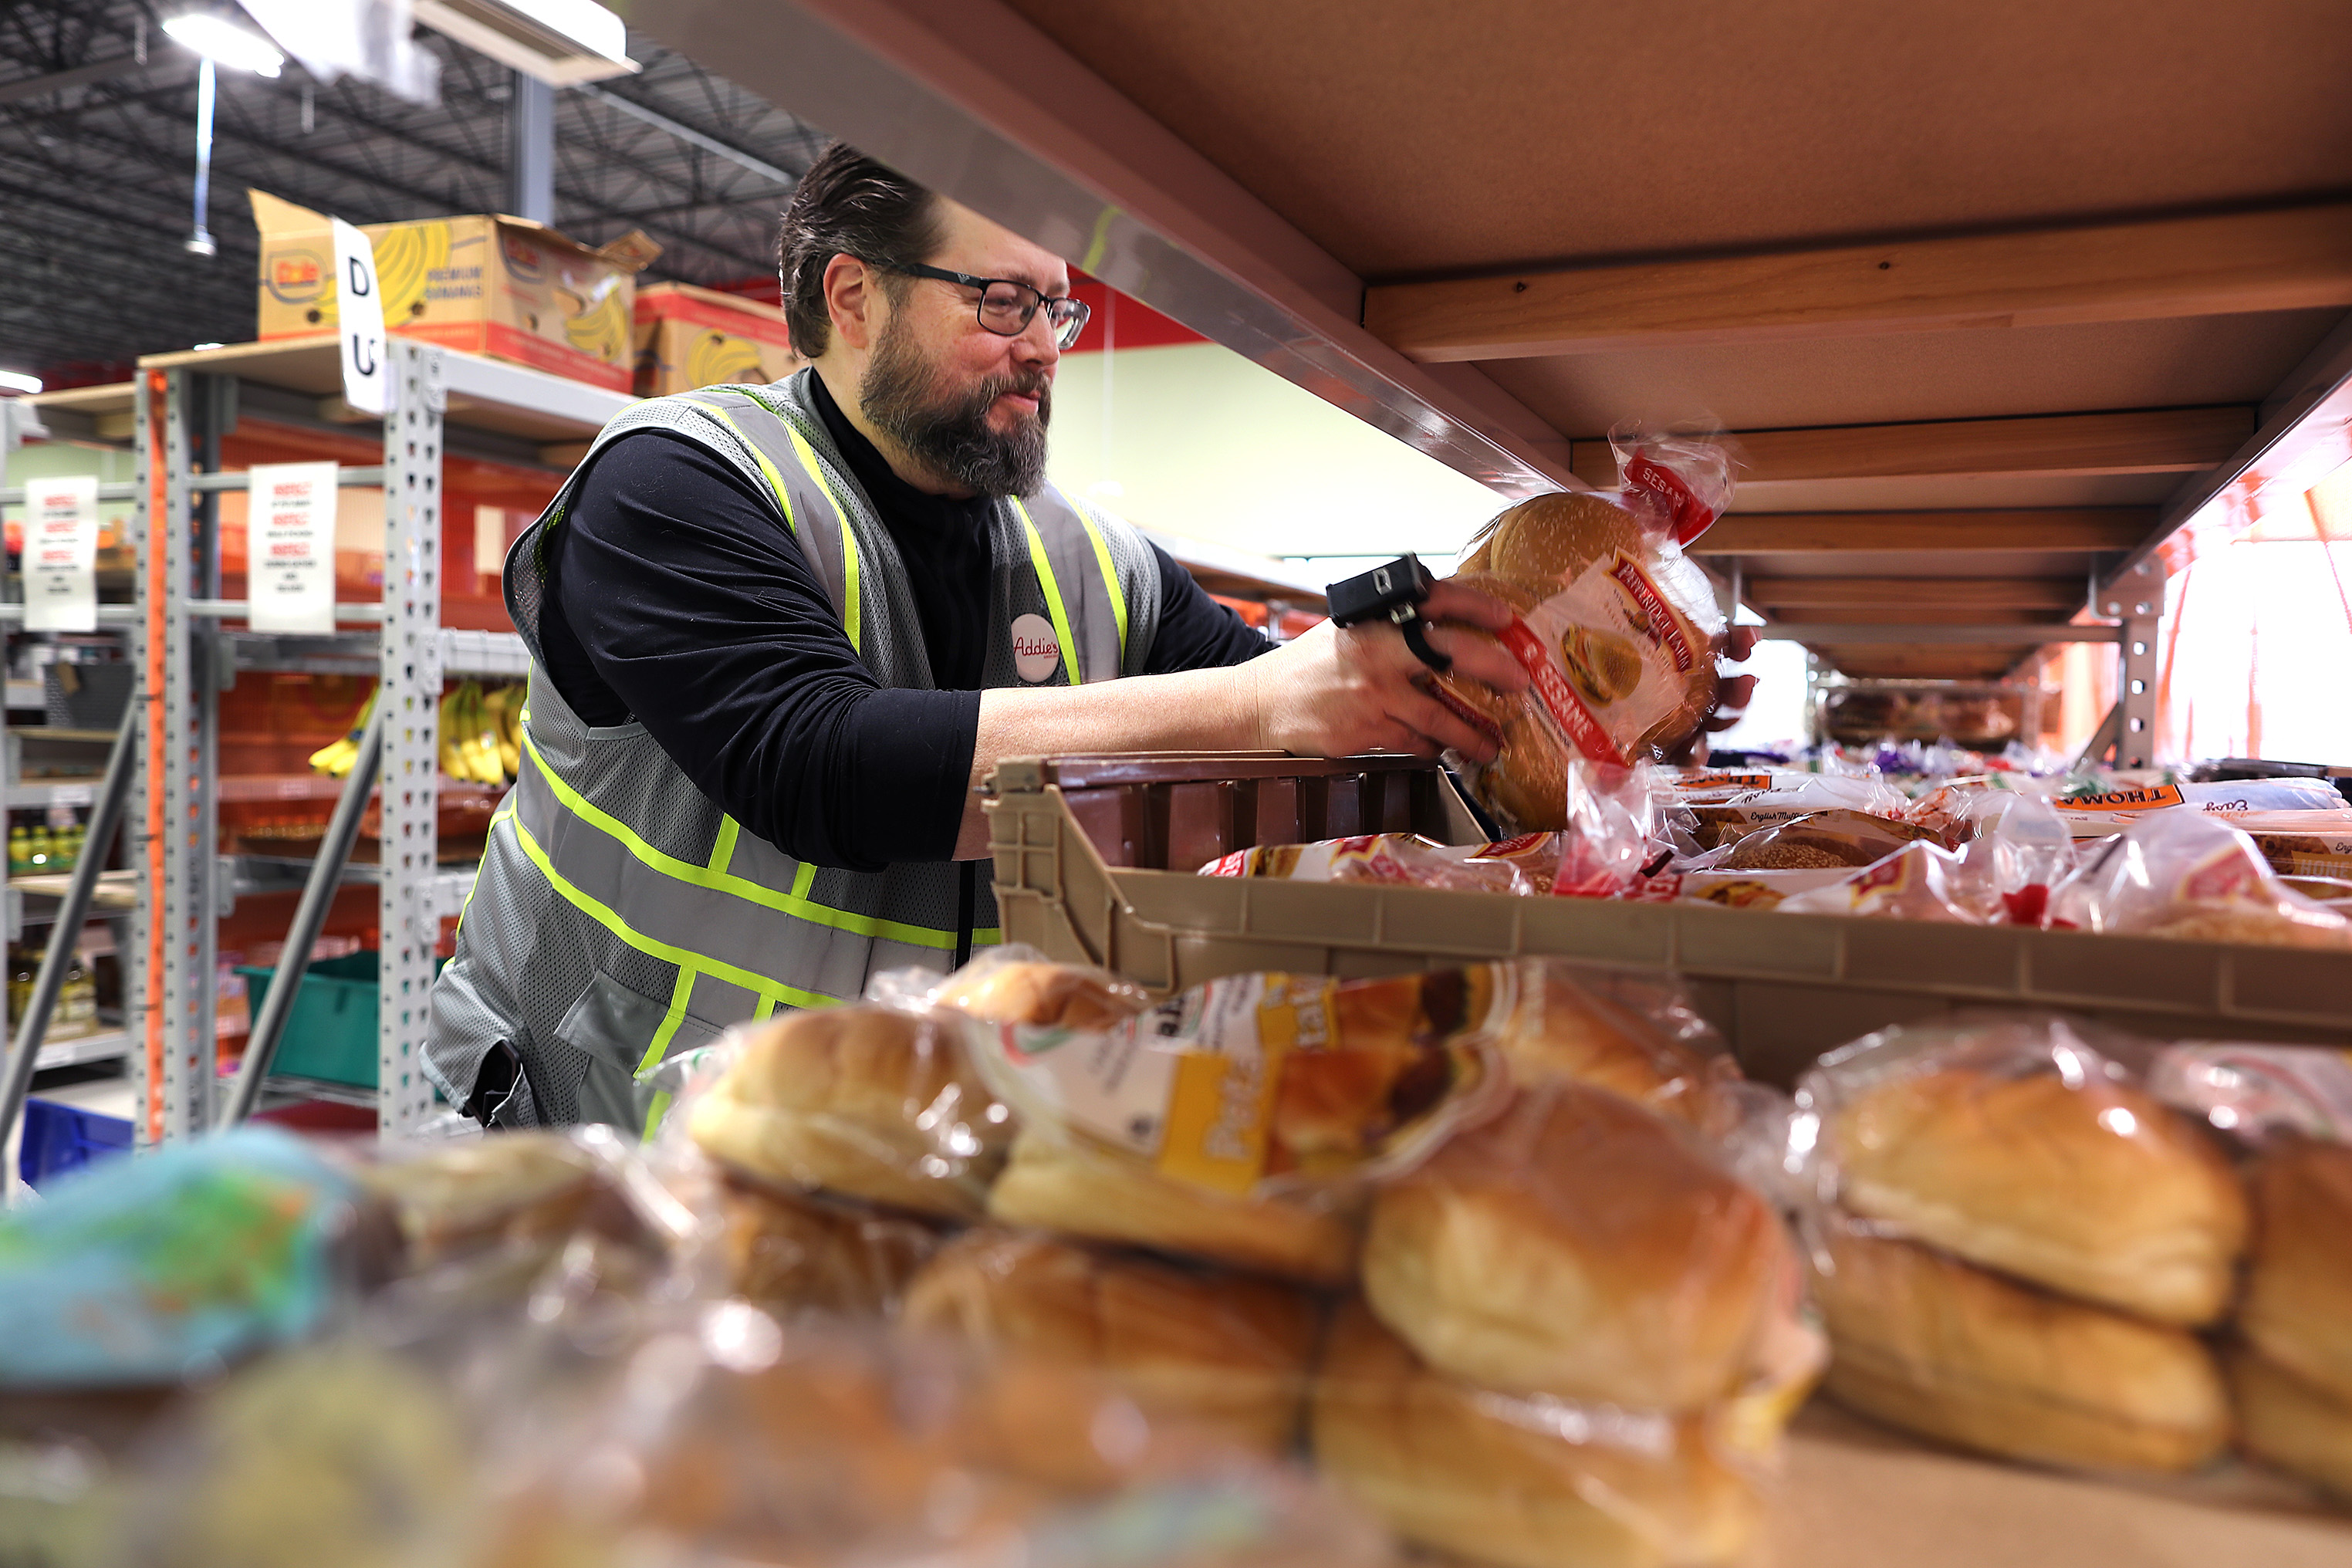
<box><xmin>161</xmin><ymin>12</ymin><xmax>285</xmax><ymax>76</ymax></box>
<box><xmin>413</xmin><ymin>0</ymin><xmax>637</xmax><ymax>84</ymax></box>
<box><xmin>162</xmin><ymin>13</ymin><xmax>282</xmax><ymax>256</ymax></box>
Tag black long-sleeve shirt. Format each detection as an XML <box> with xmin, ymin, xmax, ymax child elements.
<box><xmin>534</xmin><ymin>372</ymin><xmax>1272</xmax><ymax>872</ymax></box>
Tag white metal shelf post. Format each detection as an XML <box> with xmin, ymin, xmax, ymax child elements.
<box><xmin>379</xmin><ymin>342</ymin><xmax>444</xmax><ymax>1136</ymax></box>
<box><xmin>135</xmin><ymin>367</ymin><xmax>220</xmax><ymax>1146</ymax></box>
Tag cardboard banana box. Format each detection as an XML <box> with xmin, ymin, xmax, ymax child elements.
<box><xmin>251</xmin><ymin>190</ymin><xmax>659</xmax><ymax>393</ymax></box>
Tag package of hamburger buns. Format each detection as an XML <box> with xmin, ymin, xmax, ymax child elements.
<box><xmin>1786</xmin><ymin>1014</ymin><xmax>2270</xmax><ymax>1474</ymax></box>
<box><xmin>960</xmin><ymin>965</ymin><xmax>1517</xmax><ymax>1203</ymax></box>
<box><xmin>1793</xmin><ymin>1012</ymin><xmax>2249</xmax><ymax>1330</ymax></box>
<box><xmin>678</xmin><ymin>1000</ymin><xmax>1018</xmax><ymax>1222</ymax></box>
<box><xmin>1436</xmin><ymin>427</ymin><xmax>1735</xmax><ymax>832</ymax></box>
<box><xmin>1311</xmin><ymin>1296</ymin><xmax>1785</xmax><ymax>1568</ymax></box>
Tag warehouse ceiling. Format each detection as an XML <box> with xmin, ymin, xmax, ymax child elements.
<box><xmin>0</xmin><ymin>0</ymin><xmax>829</xmax><ymax>380</ymax></box>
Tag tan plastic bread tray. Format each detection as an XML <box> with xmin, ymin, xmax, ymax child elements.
<box><xmin>984</xmin><ymin>754</ymin><xmax>2352</xmax><ymax>1085</ymax></box>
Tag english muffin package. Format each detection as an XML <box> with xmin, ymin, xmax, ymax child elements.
<box><xmin>1433</xmin><ymin>429</ymin><xmax>1734</xmax><ymax>832</ymax></box>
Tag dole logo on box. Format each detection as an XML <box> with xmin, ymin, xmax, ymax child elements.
<box><xmin>267</xmin><ymin>252</ymin><xmax>327</xmax><ymax>305</ymax></box>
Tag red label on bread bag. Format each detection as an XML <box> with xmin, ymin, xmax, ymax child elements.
<box><xmin>1621</xmin><ymin>452</ymin><xmax>1720</xmax><ymax>546</ymax></box>
<box><xmin>1607</xmin><ymin>554</ymin><xmax>1697</xmax><ymax>672</ymax></box>
<box><xmin>1499</xmin><ymin>617</ymin><xmax>1629</xmax><ymax>766</ymax></box>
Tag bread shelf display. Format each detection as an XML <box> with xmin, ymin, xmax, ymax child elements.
<box><xmin>983</xmin><ymin>755</ymin><xmax>2352</xmax><ymax>1081</ymax></box>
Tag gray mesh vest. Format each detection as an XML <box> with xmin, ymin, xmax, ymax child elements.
<box><xmin>426</xmin><ymin>370</ymin><xmax>1162</xmax><ymax>1127</ymax></box>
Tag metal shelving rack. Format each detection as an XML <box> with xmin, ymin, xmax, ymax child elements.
<box><xmin>0</xmin><ymin>412</ymin><xmax>139</xmax><ymax>1074</ymax></box>
<box><xmin>130</xmin><ymin>337</ymin><xmax>630</xmax><ymax>1144</ymax></box>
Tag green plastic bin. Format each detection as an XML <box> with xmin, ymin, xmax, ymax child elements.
<box><xmin>235</xmin><ymin>951</ymin><xmax>445</xmax><ymax>1089</ymax></box>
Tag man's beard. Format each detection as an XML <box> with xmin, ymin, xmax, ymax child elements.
<box><xmin>860</xmin><ymin>316</ymin><xmax>1052</xmax><ymax>497</ymax></box>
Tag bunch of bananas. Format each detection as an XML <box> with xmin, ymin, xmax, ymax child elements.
<box><xmin>438</xmin><ymin>681</ymin><xmax>525</xmax><ymax>786</ymax></box>
<box><xmin>307</xmin><ymin>689</ymin><xmax>377</xmax><ymax>778</ymax></box>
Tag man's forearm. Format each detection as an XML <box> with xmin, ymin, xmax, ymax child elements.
<box><xmin>950</xmin><ymin>665</ymin><xmax>1262</xmax><ymax>857</ymax></box>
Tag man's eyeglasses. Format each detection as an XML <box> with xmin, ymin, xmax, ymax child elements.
<box><xmin>877</xmin><ymin>261</ymin><xmax>1092</xmax><ymax>350</ymax></box>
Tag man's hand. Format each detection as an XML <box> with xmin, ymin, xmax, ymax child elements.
<box><xmin>1245</xmin><ymin>581</ymin><xmax>1530</xmax><ymax>762</ymax></box>
<box><xmin>1705</xmin><ymin>623</ymin><xmax>1762</xmax><ymax>735</ymax></box>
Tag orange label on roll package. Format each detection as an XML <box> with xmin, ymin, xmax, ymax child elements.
<box><xmin>1677</xmin><ymin>771</ymin><xmax>1773</xmax><ymax>791</ymax></box>
<box><xmin>2056</xmin><ymin>783</ymin><xmax>2185</xmax><ymax>812</ymax></box>
<box><xmin>1499</xmin><ymin>616</ymin><xmax>1628</xmax><ymax>766</ymax></box>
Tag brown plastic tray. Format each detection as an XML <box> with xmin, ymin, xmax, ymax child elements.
<box><xmin>984</xmin><ymin>754</ymin><xmax>2352</xmax><ymax>1086</ymax></box>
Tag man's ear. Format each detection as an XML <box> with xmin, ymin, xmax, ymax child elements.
<box><xmin>822</xmin><ymin>253</ymin><xmax>881</xmax><ymax>352</ymax></box>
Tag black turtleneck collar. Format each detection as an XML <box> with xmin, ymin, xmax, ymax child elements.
<box><xmin>803</xmin><ymin>365</ymin><xmax>994</xmax><ymax>690</ymax></box>
<box><xmin>806</xmin><ymin>366</ymin><xmax>996</xmax><ymax>541</ymax></box>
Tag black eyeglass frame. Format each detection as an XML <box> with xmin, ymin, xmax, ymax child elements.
<box><xmin>875</xmin><ymin>260</ymin><xmax>1092</xmax><ymax>349</ymax></box>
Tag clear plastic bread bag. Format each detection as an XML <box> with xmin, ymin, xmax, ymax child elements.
<box><xmin>867</xmin><ymin>941</ymin><xmax>1154</xmax><ymax>1030</ymax></box>
<box><xmin>1485</xmin><ymin>955</ymin><xmax>1743</xmax><ymax>1134</ymax></box>
<box><xmin>1310</xmin><ymin>1296</ymin><xmax>1783</xmax><ymax>1568</ymax></box>
<box><xmin>0</xmin><ymin>1126</ymin><xmax>387</xmax><ymax>1396</ymax></box>
<box><xmin>2043</xmin><ymin>807</ymin><xmax>2352</xmax><ymax>946</ymax></box>
<box><xmin>1199</xmin><ymin>833</ymin><xmax>1561</xmax><ymax>897</ymax></box>
<box><xmin>1546</xmin><ymin>759</ymin><xmax>1670</xmax><ymax>898</ymax></box>
<box><xmin>661</xmin><ymin>998</ymin><xmax>1018</xmax><ymax>1225</ymax></box>
<box><xmin>1789</xmin><ymin>1012</ymin><xmax>2249</xmax><ymax>1328</ymax></box>
<box><xmin>106</xmin><ymin>1266</ymin><xmax>1394</xmax><ymax>1568</ymax></box>
<box><xmin>1432</xmin><ymin>427</ymin><xmax>1733</xmax><ymax>832</ymax></box>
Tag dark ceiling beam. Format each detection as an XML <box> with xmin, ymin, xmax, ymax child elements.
<box><xmin>8</xmin><ymin>79</ymin><xmax>776</xmax><ymax>275</ymax></box>
<box><xmin>0</xmin><ymin>51</ymin><xmax>147</xmax><ymax>104</ymax></box>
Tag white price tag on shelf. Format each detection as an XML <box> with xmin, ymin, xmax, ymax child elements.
<box><xmin>330</xmin><ymin>217</ymin><xmax>388</xmax><ymax>417</ymax></box>
<box><xmin>23</xmin><ymin>475</ymin><xmax>97</xmax><ymax>632</ymax></box>
<box><xmin>245</xmin><ymin>461</ymin><xmax>340</xmax><ymax>634</ymax></box>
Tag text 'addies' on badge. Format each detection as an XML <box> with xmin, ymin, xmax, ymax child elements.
<box><xmin>245</xmin><ymin>461</ymin><xmax>341</xmax><ymax>634</ymax></box>
<box><xmin>24</xmin><ymin>475</ymin><xmax>98</xmax><ymax>633</ymax></box>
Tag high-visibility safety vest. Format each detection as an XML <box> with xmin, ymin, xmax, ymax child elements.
<box><xmin>426</xmin><ymin>370</ymin><xmax>1163</xmax><ymax>1128</ymax></box>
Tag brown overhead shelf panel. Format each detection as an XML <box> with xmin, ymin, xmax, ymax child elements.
<box><xmin>651</xmin><ymin>0</ymin><xmax>2352</xmax><ymax>681</ymax></box>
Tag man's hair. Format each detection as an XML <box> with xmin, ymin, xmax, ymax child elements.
<box><xmin>778</xmin><ymin>142</ymin><xmax>944</xmax><ymax>359</ymax></box>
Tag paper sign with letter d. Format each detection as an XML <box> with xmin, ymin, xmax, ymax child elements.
<box><xmin>330</xmin><ymin>217</ymin><xmax>388</xmax><ymax>417</ymax></box>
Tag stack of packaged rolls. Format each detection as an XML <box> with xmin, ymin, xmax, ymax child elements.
<box><xmin>677</xmin><ymin>947</ymin><xmax>1823</xmax><ymax>1568</ymax></box>
<box><xmin>2232</xmin><ymin>1134</ymin><xmax>2352</xmax><ymax>1500</ymax></box>
<box><xmin>1793</xmin><ymin>1014</ymin><xmax>2253</xmax><ymax>1477</ymax></box>
<box><xmin>2150</xmin><ymin>1038</ymin><xmax>2352</xmax><ymax>1503</ymax></box>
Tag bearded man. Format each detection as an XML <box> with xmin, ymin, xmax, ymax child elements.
<box><xmin>427</xmin><ymin>143</ymin><xmax>1528</xmax><ymax>1130</ymax></box>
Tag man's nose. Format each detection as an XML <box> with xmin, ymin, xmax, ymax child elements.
<box><xmin>1013</xmin><ymin>306</ymin><xmax>1062</xmax><ymax>366</ymax></box>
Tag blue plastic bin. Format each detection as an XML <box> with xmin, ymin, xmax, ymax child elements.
<box><xmin>19</xmin><ymin>1096</ymin><xmax>134</xmax><ymax>1188</ymax></box>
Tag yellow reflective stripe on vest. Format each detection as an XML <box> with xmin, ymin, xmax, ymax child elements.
<box><xmin>455</xmin><ymin>801</ymin><xmax>517</xmax><ymax>938</ymax></box>
<box><xmin>784</xmin><ymin>422</ymin><xmax>863</xmax><ymax>653</ymax></box>
<box><xmin>634</xmin><ymin>968</ymin><xmax>698</xmax><ymax>1076</ymax></box>
<box><xmin>694</xmin><ymin>403</ymin><xmax>797</xmax><ymax>536</ymax></box>
<box><xmin>1074</xmin><ymin>501</ymin><xmax>1128</xmax><ymax>662</ymax></box>
<box><xmin>1015</xmin><ymin>498</ymin><xmax>1083</xmax><ymax>687</ymax></box>
<box><xmin>519</xmin><ymin>725</ymin><xmax>965</xmax><ymax>951</ymax></box>
<box><xmin>505</xmin><ymin>806</ymin><xmax>826</xmax><ymax>1011</ymax></box>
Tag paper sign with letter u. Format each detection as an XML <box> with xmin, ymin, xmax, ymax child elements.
<box><xmin>330</xmin><ymin>217</ymin><xmax>388</xmax><ymax>417</ymax></box>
